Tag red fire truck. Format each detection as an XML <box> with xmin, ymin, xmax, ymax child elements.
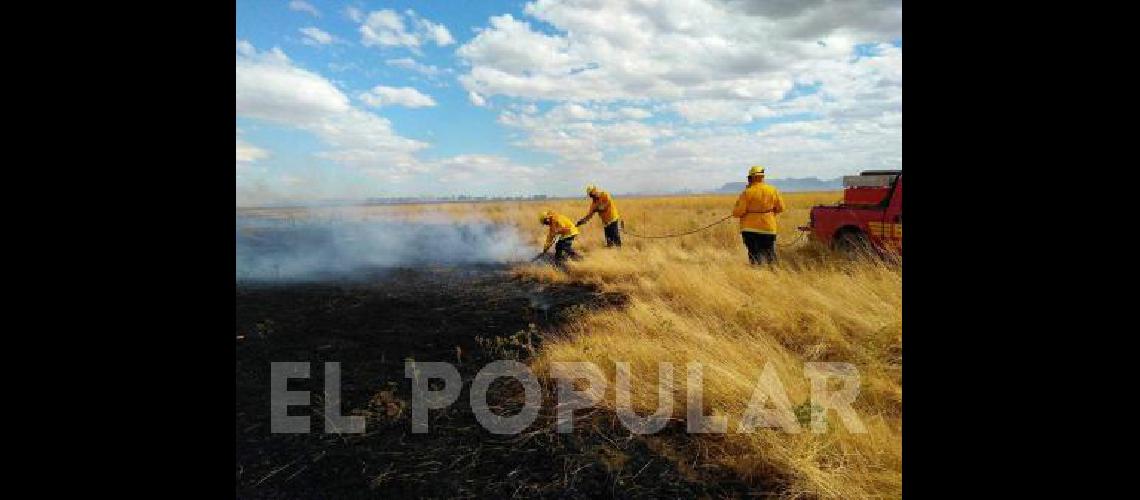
<box><xmin>800</xmin><ymin>170</ymin><xmax>902</xmax><ymax>255</ymax></box>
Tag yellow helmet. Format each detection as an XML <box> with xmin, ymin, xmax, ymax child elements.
<box><xmin>748</xmin><ymin>165</ymin><xmax>766</xmax><ymax>177</ymax></box>
<box><xmin>538</xmin><ymin>209</ymin><xmax>553</xmax><ymax>224</ymax></box>
<box><xmin>585</xmin><ymin>184</ymin><xmax>598</xmax><ymax>197</ymax></box>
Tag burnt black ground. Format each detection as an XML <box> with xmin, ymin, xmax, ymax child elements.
<box><xmin>236</xmin><ymin>266</ymin><xmax>758</xmax><ymax>499</ymax></box>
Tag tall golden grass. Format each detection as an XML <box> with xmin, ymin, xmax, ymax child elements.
<box><xmin>480</xmin><ymin>192</ymin><xmax>901</xmax><ymax>499</ymax></box>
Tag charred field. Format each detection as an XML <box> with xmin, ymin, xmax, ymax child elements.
<box><xmin>235</xmin><ymin>266</ymin><xmax>752</xmax><ymax>498</ymax></box>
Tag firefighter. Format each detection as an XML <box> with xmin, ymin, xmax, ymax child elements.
<box><xmin>576</xmin><ymin>185</ymin><xmax>622</xmax><ymax>247</ymax></box>
<box><xmin>732</xmin><ymin>166</ymin><xmax>786</xmax><ymax>265</ymax></box>
<box><xmin>537</xmin><ymin>209</ymin><xmax>581</xmax><ymax>266</ymax></box>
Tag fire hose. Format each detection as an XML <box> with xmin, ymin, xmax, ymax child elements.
<box><xmin>620</xmin><ymin>214</ymin><xmax>807</xmax><ymax>248</ymax></box>
<box><xmin>533</xmin><ymin>213</ymin><xmax>806</xmax><ymax>262</ymax></box>
<box><xmin>620</xmin><ymin>214</ymin><xmax>733</xmax><ymax>239</ymax></box>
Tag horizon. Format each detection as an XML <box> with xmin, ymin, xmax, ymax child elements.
<box><xmin>235</xmin><ymin>175</ymin><xmax>850</xmax><ymax>208</ymax></box>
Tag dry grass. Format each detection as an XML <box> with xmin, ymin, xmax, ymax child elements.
<box><xmin>250</xmin><ymin>192</ymin><xmax>901</xmax><ymax>498</ymax></box>
<box><xmin>482</xmin><ymin>192</ymin><xmax>901</xmax><ymax>499</ymax></box>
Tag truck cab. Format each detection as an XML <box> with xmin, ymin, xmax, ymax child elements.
<box><xmin>801</xmin><ymin>170</ymin><xmax>902</xmax><ymax>255</ymax></box>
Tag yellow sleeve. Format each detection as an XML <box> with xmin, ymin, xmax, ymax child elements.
<box><xmin>773</xmin><ymin>191</ymin><xmax>785</xmax><ymax>214</ymax></box>
<box><xmin>732</xmin><ymin>191</ymin><xmax>748</xmax><ymax>218</ymax></box>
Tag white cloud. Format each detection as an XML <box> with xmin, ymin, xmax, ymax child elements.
<box><xmin>385</xmin><ymin>57</ymin><xmax>445</xmax><ymax>77</ymax></box>
<box><xmin>235</xmin><ymin>44</ymin><xmax>349</xmax><ymax>123</ymax></box>
<box><xmin>345</xmin><ymin>6</ymin><xmax>363</xmax><ymax>22</ymax></box>
<box><xmin>497</xmin><ymin>103</ymin><xmax>667</xmax><ymax>170</ymax></box>
<box><xmin>358</xmin><ymin>9</ymin><xmax>455</xmax><ymax>50</ymax></box>
<box><xmin>360</xmin><ymin>10</ymin><xmax>416</xmax><ymax>47</ymax></box>
<box><xmin>755</xmin><ymin>120</ymin><xmax>838</xmax><ymax>138</ymax></box>
<box><xmin>359</xmin><ymin>85</ymin><xmax>437</xmax><ymax>108</ymax></box>
<box><xmin>599</xmin><ymin>118</ymin><xmax>899</xmax><ymax>193</ymax></box>
<box><xmin>456</xmin><ymin>0</ymin><xmax>898</xmax><ymax>105</ymax></box>
<box><xmin>310</xmin><ymin>108</ymin><xmax>430</xmax><ymax>176</ymax></box>
<box><xmin>452</xmin><ymin>0</ymin><xmax>901</xmax><ymax>190</ymax></box>
<box><xmin>299</xmin><ymin>27</ymin><xmax>336</xmax><ymax>45</ymax></box>
<box><xmin>432</xmin><ymin>154</ymin><xmax>539</xmax><ymax>184</ymax></box>
<box><xmin>518</xmin><ymin>102</ymin><xmax>654</xmax><ymax>124</ymax></box>
<box><xmin>235</xmin><ymin>41</ymin><xmax>549</xmax><ymax>199</ymax></box>
<box><xmin>468</xmin><ymin>91</ymin><xmax>487</xmax><ymax>107</ymax></box>
<box><xmin>618</xmin><ymin>107</ymin><xmax>652</xmax><ymax>120</ymax></box>
<box><xmin>415</xmin><ymin>16</ymin><xmax>455</xmax><ymax>46</ymax></box>
<box><xmin>236</xmin><ymin>134</ymin><xmax>268</xmax><ymax>165</ymax></box>
<box><xmin>288</xmin><ymin>0</ymin><xmax>320</xmax><ymax>17</ymax></box>
<box><xmin>236</xmin><ymin>41</ymin><xmax>429</xmax><ymax>180</ymax></box>
<box><xmin>671</xmin><ymin>99</ymin><xmax>777</xmax><ymax>124</ymax></box>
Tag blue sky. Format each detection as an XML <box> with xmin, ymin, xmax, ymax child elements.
<box><xmin>236</xmin><ymin>0</ymin><xmax>902</xmax><ymax>204</ymax></box>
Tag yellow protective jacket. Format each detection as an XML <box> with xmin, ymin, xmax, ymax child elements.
<box><xmin>732</xmin><ymin>181</ymin><xmax>785</xmax><ymax>235</ymax></box>
<box><xmin>583</xmin><ymin>191</ymin><xmax>620</xmax><ymax>225</ymax></box>
<box><xmin>544</xmin><ymin>213</ymin><xmax>581</xmax><ymax>252</ymax></box>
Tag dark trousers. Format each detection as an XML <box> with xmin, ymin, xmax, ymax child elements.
<box><xmin>604</xmin><ymin>221</ymin><xmax>622</xmax><ymax>247</ymax></box>
<box><xmin>554</xmin><ymin>236</ymin><xmax>580</xmax><ymax>265</ymax></box>
<box><xmin>742</xmin><ymin>232</ymin><xmax>776</xmax><ymax>265</ymax></box>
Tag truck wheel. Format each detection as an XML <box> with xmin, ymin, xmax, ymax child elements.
<box><xmin>833</xmin><ymin>229</ymin><xmax>872</xmax><ymax>256</ymax></box>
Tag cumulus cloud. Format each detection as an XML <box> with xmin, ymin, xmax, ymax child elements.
<box><xmin>359</xmin><ymin>9</ymin><xmax>455</xmax><ymax>50</ymax></box>
<box><xmin>299</xmin><ymin>27</ymin><xmax>336</xmax><ymax>45</ymax></box>
<box><xmin>235</xmin><ymin>42</ymin><xmax>349</xmax><ymax>123</ymax></box>
<box><xmin>720</xmin><ymin>0</ymin><xmax>901</xmax><ymax>39</ymax></box>
<box><xmin>236</xmin><ymin>132</ymin><xmax>268</xmax><ymax>166</ymax></box>
<box><xmin>671</xmin><ymin>99</ymin><xmax>777</xmax><ymax>124</ymax></box>
<box><xmin>358</xmin><ymin>85</ymin><xmax>437</xmax><ymax>108</ymax></box>
<box><xmin>433</xmin><ymin>154</ymin><xmax>539</xmax><ymax>184</ymax></box>
<box><xmin>497</xmin><ymin>102</ymin><xmax>666</xmax><ymax>170</ymax></box>
<box><xmin>618</xmin><ymin>107</ymin><xmax>653</xmax><ymax>120</ymax></box>
<box><xmin>236</xmin><ymin>41</ymin><xmax>428</xmax><ymax>179</ymax></box>
<box><xmin>599</xmin><ymin>119</ymin><xmax>899</xmax><ymax>193</ymax></box>
<box><xmin>235</xmin><ymin>41</ymin><xmax>549</xmax><ymax>199</ymax></box>
<box><xmin>417</xmin><ymin>17</ymin><xmax>456</xmax><ymax>46</ymax></box>
<box><xmin>288</xmin><ymin>0</ymin><xmax>320</xmax><ymax>17</ymax></box>
<box><xmin>454</xmin><ymin>0</ymin><xmax>901</xmax><ymax>188</ymax></box>
<box><xmin>310</xmin><ymin>108</ymin><xmax>430</xmax><ymax>176</ymax></box>
<box><xmin>345</xmin><ymin>6</ymin><xmax>363</xmax><ymax>22</ymax></box>
<box><xmin>465</xmin><ymin>4</ymin><xmax>886</xmax><ymax>91</ymax></box>
<box><xmin>385</xmin><ymin>57</ymin><xmax>444</xmax><ymax>76</ymax></box>
<box><xmin>458</xmin><ymin>1</ymin><xmax>898</xmax><ymax>102</ymax></box>
<box><xmin>468</xmin><ymin>91</ymin><xmax>487</xmax><ymax>107</ymax></box>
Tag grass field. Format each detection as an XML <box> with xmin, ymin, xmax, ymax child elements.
<box><xmin>238</xmin><ymin>191</ymin><xmax>902</xmax><ymax>498</ymax></box>
<box><xmin>487</xmin><ymin>192</ymin><xmax>902</xmax><ymax>499</ymax></box>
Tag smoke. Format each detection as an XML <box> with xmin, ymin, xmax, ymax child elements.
<box><xmin>236</xmin><ymin>213</ymin><xmax>533</xmax><ymax>281</ymax></box>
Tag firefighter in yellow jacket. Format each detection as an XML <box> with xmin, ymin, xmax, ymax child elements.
<box><xmin>732</xmin><ymin>166</ymin><xmax>785</xmax><ymax>265</ymax></box>
<box><xmin>537</xmin><ymin>209</ymin><xmax>581</xmax><ymax>266</ymax></box>
<box><xmin>576</xmin><ymin>185</ymin><xmax>622</xmax><ymax>247</ymax></box>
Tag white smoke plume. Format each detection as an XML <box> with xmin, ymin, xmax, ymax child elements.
<box><xmin>236</xmin><ymin>213</ymin><xmax>532</xmax><ymax>281</ymax></box>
